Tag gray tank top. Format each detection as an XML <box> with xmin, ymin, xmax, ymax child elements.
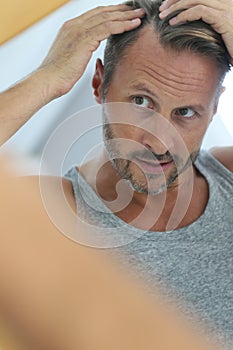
<box><xmin>65</xmin><ymin>150</ymin><xmax>233</xmax><ymax>347</ymax></box>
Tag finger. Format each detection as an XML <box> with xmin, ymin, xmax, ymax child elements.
<box><xmin>164</xmin><ymin>5</ymin><xmax>226</xmax><ymax>34</ymax></box>
<box><xmin>92</xmin><ymin>17</ymin><xmax>143</xmax><ymax>41</ymax></box>
<box><xmin>77</xmin><ymin>4</ymin><xmax>139</xmax><ymax>22</ymax></box>
<box><xmin>159</xmin><ymin>1</ymin><xmax>224</xmax><ymax>27</ymax></box>
<box><xmin>159</xmin><ymin>0</ymin><xmax>229</xmax><ymax>12</ymax></box>
<box><xmin>160</xmin><ymin>5</ymin><xmax>229</xmax><ymax>34</ymax></box>
<box><xmin>80</xmin><ymin>8</ymin><xmax>146</xmax><ymax>29</ymax></box>
<box><xmin>159</xmin><ymin>0</ymin><xmax>228</xmax><ymax>21</ymax></box>
<box><xmin>91</xmin><ymin>4</ymin><xmax>137</xmax><ymax>13</ymax></box>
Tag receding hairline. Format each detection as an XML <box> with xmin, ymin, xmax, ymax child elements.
<box><xmin>102</xmin><ymin>1</ymin><xmax>231</xmax><ymax>96</ymax></box>
<box><xmin>104</xmin><ymin>23</ymin><xmax>226</xmax><ymax>93</ymax></box>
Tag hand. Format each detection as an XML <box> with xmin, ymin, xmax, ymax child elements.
<box><xmin>39</xmin><ymin>4</ymin><xmax>145</xmax><ymax>99</ymax></box>
<box><xmin>159</xmin><ymin>0</ymin><xmax>233</xmax><ymax>63</ymax></box>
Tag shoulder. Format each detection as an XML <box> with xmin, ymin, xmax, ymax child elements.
<box><xmin>21</xmin><ymin>175</ymin><xmax>76</xmax><ymax>213</ymax></box>
<box><xmin>210</xmin><ymin>146</ymin><xmax>233</xmax><ymax>173</ymax></box>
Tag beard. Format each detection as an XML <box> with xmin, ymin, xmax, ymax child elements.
<box><xmin>103</xmin><ymin>122</ymin><xmax>199</xmax><ymax>195</ymax></box>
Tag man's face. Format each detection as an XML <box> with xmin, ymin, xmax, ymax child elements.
<box><xmin>100</xmin><ymin>27</ymin><xmax>222</xmax><ymax>194</ymax></box>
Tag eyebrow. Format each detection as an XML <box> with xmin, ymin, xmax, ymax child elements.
<box><xmin>130</xmin><ymin>83</ymin><xmax>160</xmax><ymax>100</ymax></box>
<box><xmin>129</xmin><ymin>82</ymin><xmax>207</xmax><ymax>113</ymax></box>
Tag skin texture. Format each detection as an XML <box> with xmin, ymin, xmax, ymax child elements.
<box><xmin>0</xmin><ymin>4</ymin><xmax>145</xmax><ymax>145</ymax></box>
<box><xmin>158</xmin><ymin>0</ymin><xmax>233</xmax><ymax>170</ymax></box>
<box><xmin>0</xmin><ymin>0</ymin><xmax>233</xmax><ymax>345</ymax></box>
<box><xmin>159</xmin><ymin>0</ymin><xmax>233</xmax><ymax>64</ymax></box>
<box><xmin>0</xmin><ymin>156</ymin><xmax>219</xmax><ymax>350</ymax></box>
<box><xmin>89</xmin><ymin>25</ymin><xmax>223</xmax><ymax>231</ymax></box>
<box><xmin>102</xmin><ymin>30</ymin><xmax>219</xmax><ymax>191</ymax></box>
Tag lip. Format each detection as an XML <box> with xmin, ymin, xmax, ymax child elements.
<box><xmin>134</xmin><ymin>157</ymin><xmax>174</xmax><ymax>175</ymax></box>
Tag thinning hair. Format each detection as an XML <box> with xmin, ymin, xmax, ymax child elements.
<box><xmin>102</xmin><ymin>0</ymin><xmax>231</xmax><ymax>96</ymax></box>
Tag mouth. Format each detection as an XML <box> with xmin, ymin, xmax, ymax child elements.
<box><xmin>134</xmin><ymin>157</ymin><xmax>174</xmax><ymax>175</ymax></box>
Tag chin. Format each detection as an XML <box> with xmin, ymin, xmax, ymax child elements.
<box><xmin>124</xmin><ymin>174</ymin><xmax>168</xmax><ymax>196</ymax></box>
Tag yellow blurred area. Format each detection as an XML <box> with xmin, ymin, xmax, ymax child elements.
<box><xmin>0</xmin><ymin>0</ymin><xmax>69</xmax><ymax>44</ymax></box>
<box><xmin>0</xmin><ymin>316</ymin><xmax>25</xmax><ymax>350</ymax></box>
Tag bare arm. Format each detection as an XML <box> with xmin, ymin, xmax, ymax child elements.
<box><xmin>0</xmin><ymin>4</ymin><xmax>145</xmax><ymax>145</ymax></box>
<box><xmin>0</xmin><ymin>70</ymin><xmax>51</xmax><ymax>145</ymax></box>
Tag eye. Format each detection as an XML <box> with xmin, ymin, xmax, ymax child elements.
<box><xmin>175</xmin><ymin>107</ymin><xmax>196</xmax><ymax>119</ymax></box>
<box><xmin>132</xmin><ymin>96</ymin><xmax>152</xmax><ymax>109</ymax></box>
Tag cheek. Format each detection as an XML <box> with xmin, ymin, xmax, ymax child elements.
<box><xmin>105</xmin><ymin>124</ymin><xmax>141</xmax><ymax>155</ymax></box>
<box><xmin>111</xmin><ymin>124</ymin><xmax>141</xmax><ymax>140</ymax></box>
<box><xmin>177</xmin><ymin>122</ymin><xmax>209</xmax><ymax>153</ymax></box>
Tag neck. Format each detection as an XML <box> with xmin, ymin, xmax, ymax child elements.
<box><xmin>79</xmin><ymin>147</ymin><xmax>208</xmax><ymax>232</ymax></box>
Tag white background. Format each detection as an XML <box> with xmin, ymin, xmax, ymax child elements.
<box><xmin>1</xmin><ymin>0</ymin><xmax>233</xmax><ymax>174</ymax></box>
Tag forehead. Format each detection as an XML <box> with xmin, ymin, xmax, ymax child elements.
<box><xmin>113</xmin><ymin>26</ymin><xmax>221</xmax><ymax>100</ymax></box>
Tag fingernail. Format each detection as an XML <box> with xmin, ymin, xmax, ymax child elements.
<box><xmin>169</xmin><ymin>17</ymin><xmax>177</xmax><ymax>25</ymax></box>
<box><xmin>159</xmin><ymin>8</ymin><xmax>170</xmax><ymax>18</ymax></box>
<box><xmin>134</xmin><ymin>8</ymin><xmax>145</xmax><ymax>13</ymax></box>
<box><xmin>159</xmin><ymin>0</ymin><xmax>168</xmax><ymax>11</ymax></box>
<box><xmin>131</xmin><ymin>18</ymin><xmax>141</xmax><ymax>24</ymax></box>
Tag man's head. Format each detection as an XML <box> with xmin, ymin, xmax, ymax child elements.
<box><xmin>102</xmin><ymin>0</ymin><xmax>231</xmax><ymax>97</ymax></box>
<box><xmin>92</xmin><ymin>0</ymin><xmax>231</xmax><ymax>195</ymax></box>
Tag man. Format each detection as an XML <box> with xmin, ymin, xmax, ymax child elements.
<box><xmin>0</xmin><ymin>156</ymin><xmax>217</xmax><ymax>350</ymax></box>
<box><xmin>1</xmin><ymin>0</ymin><xmax>233</xmax><ymax>347</ymax></box>
<box><xmin>0</xmin><ymin>159</ymin><xmax>215</xmax><ymax>350</ymax></box>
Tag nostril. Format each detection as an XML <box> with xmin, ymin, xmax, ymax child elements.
<box><xmin>145</xmin><ymin>143</ymin><xmax>152</xmax><ymax>150</ymax></box>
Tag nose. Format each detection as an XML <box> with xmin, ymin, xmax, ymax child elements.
<box><xmin>142</xmin><ymin>132</ymin><xmax>171</xmax><ymax>155</ymax></box>
<box><xmin>140</xmin><ymin>116</ymin><xmax>175</xmax><ymax>155</ymax></box>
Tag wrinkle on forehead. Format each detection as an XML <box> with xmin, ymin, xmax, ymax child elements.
<box><xmin>117</xmin><ymin>26</ymin><xmax>220</xmax><ymax>99</ymax></box>
<box><xmin>134</xmin><ymin>65</ymin><xmax>206</xmax><ymax>98</ymax></box>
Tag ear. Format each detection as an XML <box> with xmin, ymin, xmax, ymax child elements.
<box><xmin>92</xmin><ymin>58</ymin><xmax>104</xmax><ymax>104</ymax></box>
